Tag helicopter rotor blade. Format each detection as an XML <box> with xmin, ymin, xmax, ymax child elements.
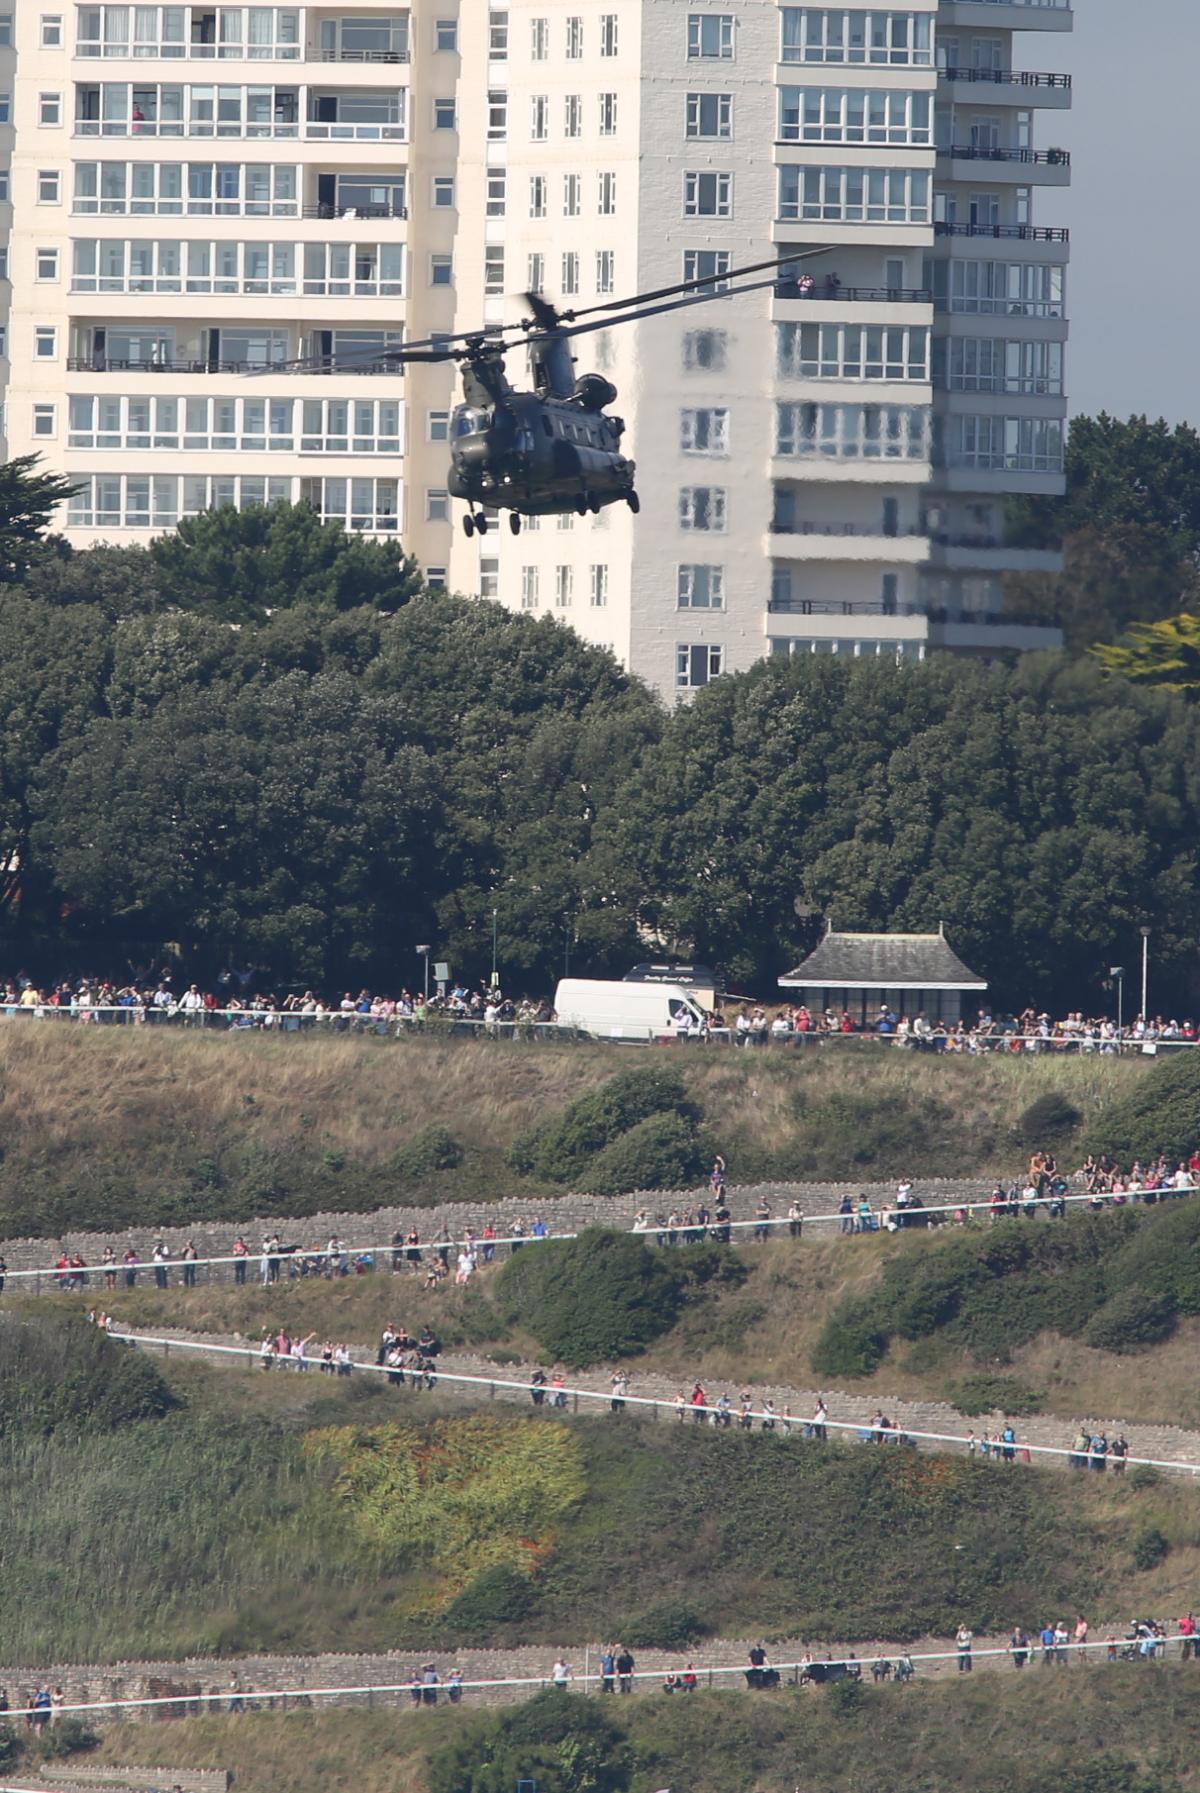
<box><xmin>523</xmin><ymin>290</ymin><xmax>562</xmax><ymax>331</ymax></box>
<box><xmin>522</xmin><ymin>266</ymin><xmax>802</xmax><ymax>348</ymax></box>
<box><xmin>558</xmin><ymin>245</ymin><xmax>845</xmax><ymax>324</ymax></box>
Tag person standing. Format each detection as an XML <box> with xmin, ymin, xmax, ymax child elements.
<box><xmin>600</xmin><ymin>1647</ymin><xmax>615</xmax><ymax>1694</ymax></box>
<box><xmin>232</xmin><ymin>1236</ymin><xmax>248</xmax><ymax>1286</ymax></box>
<box><xmin>1074</xmin><ymin>1615</ymin><xmax>1089</xmax><ymax>1661</ymax></box>
<box><xmin>956</xmin><ymin>1625</ymin><xmax>973</xmax><ymax>1672</ymax></box>
<box><xmin>616</xmin><ymin>1646</ymin><xmax>635</xmax><ymax>1694</ymax></box>
<box><xmin>1010</xmin><ymin>1627</ymin><xmax>1030</xmax><ymax>1669</ymax></box>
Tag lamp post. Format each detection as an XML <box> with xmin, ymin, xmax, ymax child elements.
<box><xmin>1140</xmin><ymin>927</ymin><xmax>1150</xmax><ymax>1024</ymax></box>
<box><xmin>1109</xmin><ymin>967</ymin><xmax>1125</xmax><ymax>1038</ymax></box>
<box><xmin>416</xmin><ymin>944</ymin><xmax>430</xmax><ymax>1004</ymax></box>
<box><xmin>491</xmin><ymin>908</ymin><xmax>499</xmax><ymax>990</ymax></box>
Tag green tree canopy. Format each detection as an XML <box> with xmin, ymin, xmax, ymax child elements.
<box><xmin>1092</xmin><ymin>613</ymin><xmax>1200</xmax><ymax>693</ymax></box>
<box><xmin>0</xmin><ymin>455</ymin><xmax>77</xmax><ymax>580</ymax></box>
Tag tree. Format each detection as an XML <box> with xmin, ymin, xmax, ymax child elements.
<box><xmin>1092</xmin><ymin>614</ymin><xmax>1200</xmax><ymax>693</ymax></box>
<box><xmin>146</xmin><ymin>501</ymin><xmax>424</xmax><ymax>622</ymax></box>
<box><xmin>0</xmin><ymin>456</ymin><xmax>77</xmax><ymax>579</ymax></box>
<box><xmin>1009</xmin><ymin>414</ymin><xmax>1200</xmax><ymax>555</ymax></box>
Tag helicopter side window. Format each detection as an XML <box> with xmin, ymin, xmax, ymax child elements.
<box><xmin>452</xmin><ymin>405</ymin><xmax>483</xmax><ymax>437</ymax></box>
<box><xmin>542</xmin><ymin>415</ymin><xmax>553</xmax><ymax>436</ymax></box>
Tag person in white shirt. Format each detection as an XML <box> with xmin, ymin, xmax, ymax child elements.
<box><xmin>551</xmin><ymin>1659</ymin><xmax>571</xmax><ymax>1689</ymax></box>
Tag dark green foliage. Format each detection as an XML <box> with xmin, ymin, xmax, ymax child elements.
<box><xmin>443</xmin><ymin>1564</ymin><xmax>535</xmax><ymax>1639</ymax></box>
<box><xmin>1128</xmin><ymin>1465</ymin><xmax>1162</xmax><ymax>1492</ymax></box>
<box><xmin>1018</xmin><ymin>1091</ymin><xmax>1083</xmax><ymax>1146</ymax></box>
<box><xmin>1083</xmin><ymin>1285</ymin><xmax>1176</xmax><ymax>1353</ymax></box>
<box><xmin>508</xmin><ymin>1066</ymin><xmax>696</xmax><ymax>1184</ymax></box>
<box><xmin>37</xmin><ymin>1717</ymin><xmax>99</xmax><ymax>1759</ymax></box>
<box><xmin>947</xmin><ymin>1375</ymin><xmax>1046</xmax><ymax>1417</ymax></box>
<box><xmin>1131</xmin><ymin>1527</ymin><xmax>1169</xmax><ymax>1571</ymax></box>
<box><xmin>810</xmin><ymin>1299</ymin><xmax>890</xmax><ymax>1379</ymax></box>
<box><xmin>497</xmin><ymin>1230</ymin><xmax>685</xmax><ymax>1367</ymax></box>
<box><xmin>0</xmin><ymin>1315</ymin><xmax>175</xmax><ymax>1434</ymax></box>
<box><xmin>616</xmin><ymin>1602</ymin><xmax>708</xmax><ymax>1650</ymax></box>
<box><xmin>826</xmin><ymin>1677</ymin><xmax>865</xmax><ymax>1717</ymax></box>
<box><xmin>0</xmin><ymin>1726</ymin><xmax>20</xmax><ymax>1771</ymax></box>
<box><xmin>428</xmin><ymin>1689</ymin><xmax>634</xmax><ymax>1793</ymax></box>
<box><xmin>393</xmin><ymin>1124</ymin><xmax>463</xmax><ymax>1180</ymax></box>
<box><xmin>0</xmin><ymin>455</ymin><xmax>77</xmax><ymax>579</ymax></box>
<box><xmin>1091</xmin><ymin>1050</ymin><xmax>1200</xmax><ymax>1164</ymax></box>
<box><xmin>581</xmin><ymin>1111</ymin><xmax>704</xmax><ymax>1196</ymax></box>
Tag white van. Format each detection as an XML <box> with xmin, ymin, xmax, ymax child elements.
<box><xmin>553</xmin><ymin>977</ymin><xmax>707</xmax><ymax>1043</ymax></box>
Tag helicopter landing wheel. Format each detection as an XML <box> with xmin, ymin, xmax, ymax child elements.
<box><xmin>575</xmin><ymin>493</ymin><xmax>589</xmax><ymax>518</ymax></box>
<box><xmin>475</xmin><ymin>512</ymin><xmax>490</xmax><ymax>536</ymax></box>
<box><xmin>462</xmin><ymin>513</ymin><xmax>475</xmax><ymax>539</ymax></box>
<box><xmin>509</xmin><ymin>511</ymin><xmax>522</xmax><ymax>535</ymax></box>
<box><xmin>588</xmin><ymin>494</ymin><xmax>602</xmax><ymax>515</ymax></box>
<box><xmin>626</xmin><ymin>489</ymin><xmax>641</xmax><ymax>515</ymax></box>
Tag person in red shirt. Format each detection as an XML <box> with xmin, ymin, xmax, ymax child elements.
<box><xmin>1180</xmin><ymin>1612</ymin><xmax>1196</xmax><ymax>1660</ymax></box>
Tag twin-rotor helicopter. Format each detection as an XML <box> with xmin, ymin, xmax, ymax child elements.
<box><xmin>268</xmin><ymin>247</ymin><xmax>838</xmax><ymax>536</ymax></box>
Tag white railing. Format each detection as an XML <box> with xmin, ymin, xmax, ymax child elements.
<box><xmin>109</xmin><ymin>1327</ymin><xmax>1200</xmax><ymax>1480</ymax></box>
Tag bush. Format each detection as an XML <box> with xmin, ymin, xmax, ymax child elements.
<box><xmin>508</xmin><ymin>1066</ymin><xmax>697</xmax><ymax>1185</ymax></box>
<box><xmin>811</xmin><ymin>1300</ymin><xmax>889</xmax><ymax>1379</ymax></box>
<box><xmin>444</xmin><ymin>1563</ymin><xmax>535</xmax><ymax>1637</ymax></box>
<box><xmin>617</xmin><ymin>1602</ymin><xmax>708</xmax><ymax>1650</ymax></box>
<box><xmin>581</xmin><ymin>1112</ymin><xmax>704</xmax><ymax>1196</ymax></box>
<box><xmin>1018</xmin><ymin>1090</ymin><xmax>1083</xmax><ymax>1146</ymax></box>
<box><xmin>1091</xmin><ymin>1049</ymin><xmax>1200</xmax><ymax>1164</ymax></box>
<box><xmin>37</xmin><ymin>1717</ymin><xmax>99</xmax><ymax>1760</ymax></box>
<box><xmin>947</xmin><ymin>1375</ymin><xmax>1046</xmax><ymax>1417</ymax></box>
<box><xmin>430</xmin><ymin>1689</ymin><xmax>633</xmax><ymax>1793</ymax></box>
<box><xmin>1131</xmin><ymin>1526</ymin><xmax>1169</xmax><ymax>1571</ymax></box>
<box><xmin>393</xmin><ymin>1123</ymin><xmax>463</xmax><ymax>1180</ymax></box>
<box><xmin>0</xmin><ymin>1315</ymin><xmax>175</xmax><ymax>1435</ymax></box>
<box><xmin>498</xmin><ymin>1230</ymin><xmax>685</xmax><ymax>1366</ymax></box>
<box><xmin>1082</xmin><ymin>1285</ymin><xmax>1176</xmax><ymax>1353</ymax></box>
<box><xmin>1129</xmin><ymin>1465</ymin><xmax>1162</xmax><ymax>1492</ymax></box>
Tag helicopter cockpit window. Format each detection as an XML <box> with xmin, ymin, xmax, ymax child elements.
<box><xmin>452</xmin><ymin>405</ymin><xmax>484</xmax><ymax>437</ymax></box>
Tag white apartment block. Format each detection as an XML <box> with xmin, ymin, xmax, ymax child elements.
<box><xmin>0</xmin><ymin>0</ymin><xmax>1071</xmax><ymax>697</ymax></box>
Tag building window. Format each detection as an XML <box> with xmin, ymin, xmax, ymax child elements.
<box><xmin>683</xmin><ymin>329</ymin><xmax>728</xmax><ymax>372</ymax></box>
<box><xmin>430</xmin><ymin>253</ymin><xmax>452</xmax><ymax>285</ymax></box>
<box><xmin>33</xmin><ymin>403</ymin><xmax>57</xmax><ymax>438</ymax></box>
<box><xmin>486</xmin><ymin>169</ymin><xmax>507</xmax><ymax>216</ymax></box>
<box><xmin>34</xmin><ymin>326</ymin><xmax>58</xmax><ymax>359</ymax></box>
<box><xmin>555</xmin><ymin>565</ymin><xmax>573</xmax><ymax>608</ymax></box>
<box><xmin>680</xmin><ymin>408</ymin><xmax>729</xmax><ymax>455</ymax></box>
<box><xmin>489</xmin><ymin>11</ymin><xmax>509</xmax><ymax>56</ymax></box>
<box><xmin>428</xmin><ymin>410</ymin><xmax>450</xmax><ymax>441</ymax></box>
<box><xmin>598</xmin><ymin>92</ymin><xmax>617</xmax><ymax>135</ymax></box>
<box><xmin>590</xmin><ymin>564</ymin><xmax>608</xmax><ymax>608</ymax></box>
<box><xmin>521</xmin><ymin>566</ymin><xmax>539</xmax><ymax>610</ymax></box>
<box><xmin>677</xmin><ymin>565</ymin><xmax>725</xmax><ymax>610</ymax></box>
<box><xmin>683</xmin><ymin>249</ymin><xmax>731</xmax><ymax>291</ymax></box>
<box><xmin>426</xmin><ymin>488</ymin><xmax>450</xmax><ymax>522</ymax></box>
<box><xmin>0</xmin><ymin>250</ymin><xmax>8</xmax><ymax>280</ymax></box>
<box><xmin>684</xmin><ymin>171</ymin><xmax>733</xmax><ymax>218</ymax></box>
<box><xmin>480</xmin><ymin>556</ymin><xmax>499</xmax><ymax>599</ymax></box>
<box><xmin>777</xmin><ymin>321</ymin><xmax>930</xmax><ymax>382</ymax></box>
<box><xmin>597</xmin><ymin>171</ymin><xmax>616</xmax><ymax>215</ymax></box>
<box><xmin>781</xmin><ymin>9</ymin><xmax>933</xmax><ymax>67</ymax></box>
<box><xmin>0</xmin><ymin>96</ymin><xmax>9</xmax><ymax>125</ymax></box>
<box><xmin>435</xmin><ymin>19</ymin><xmax>457</xmax><ymax>51</ymax></box>
<box><xmin>557</xmin><ymin>512</ymin><xmax>574</xmax><ymax>531</ymax></box>
<box><xmin>529</xmin><ymin>175</ymin><xmax>547</xmax><ymax>219</ymax></box>
<box><xmin>433</xmin><ymin>98</ymin><xmax>456</xmax><ymax>130</ymax></box>
<box><xmin>0</xmin><ymin>327</ymin><xmax>7</xmax><ymax>355</ymax></box>
<box><xmin>946</xmin><ymin>414</ymin><xmax>1064</xmax><ymax>474</ymax></box>
<box><xmin>527</xmin><ymin>252</ymin><xmax>545</xmax><ymax>292</ymax></box>
<box><xmin>561</xmin><ymin>251</ymin><xmax>580</xmax><ymax>296</ymax></box>
<box><xmin>0</xmin><ymin>175</ymin><xmax>7</xmax><ymax>202</ymax></box>
<box><xmin>39</xmin><ymin>93</ymin><xmax>63</xmax><ymax>127</ymax></box>
<box><xmin>775</xmin><ymin>401</ymin><xmax>930</xmax><ymax>461</ymax></box>
<box><xmin>530</xmin><ymin>16</ymin><xmax>548</xmax><ymax>59</ymax></box>
<box><xmin>432</xmin><ymin>175</ymin><xmax>455</xmax><ymax>209</ymax></box>
<box><xmin>0</xmin><ymin>17</ymin><xmax>10</xmax><ymax>46</ymax></box>
<box><xmin>564</xmin><ymin>94</ymin><xmax>582</xmax><ymax>138</ymax></box>
<box><xmin>679</xmin><ymin>487</ymin><xmax>727</xmax><ymax>532</ymax></box>
<box><xmin>566</xmin><ymin>15</ymin><xmax>583</xmax><ymax>56</ymax></box>
<box><xmin>778</xmin><ymin>164</ymin><xmax>930</xmax><ymax>224</ymax></box>
<box><xmin>563</xmin><ymin>173</ymin><xmax>581</xmax><ymax>217</ymax></box>
<box><xmin>484</xmin><ymin>246</ymin><xmax>505</xmax><ymax>295</ymax></box>
<box><xmin>595</xmin><ymin>250</ymin><xmax>614</xmax><ymax>295</ymax></box>
<box><xmin>426</xmin><ymin>566</ymin><xmax>447</xmax><ymax>589</ymax></box>
<box><xmin>530</xmin><ymin>95</ymin><xmax>548</xmax><ymax>140</ymax></box>
<box><xmin>687</xmin><ymin>13</ymin><xmax>734</xmax><ymax>58</ymax></box>
<box><xmin>599</xmin><ymin>13</ymin><xmax>618</xmax><ymax>56</ymax></box>
<box><xmin>41</xmin><ymin>13</ymin><xmax>65</xmax><ymax>45</ymax></box>
<box><xmin>487</xmin><ymin>90</ymin><xmax>507</xmax><ymax>139</ymax></box>
<box><xmin>686</xmin><ymin>93</ymin><xmax>733</xmax><ymax>139</ymax></box>
<box><xmin>37</xmin><ymin>170</ymin><xmax>62</xmax><ymax>203</ymax></box>
<box><xmin>35</xmin><ymin>247</ymin><xmax>60</xmax><ymax>280</ymax></box>
<box><xmin>779</xmin><ymin>86</ymin><xmax>931</xmax><ymax>144</ymax></box>
<box><xmin>677</xmin><ymin>643</ymin><xmax>724</xmax><ymax>689</ymax></box>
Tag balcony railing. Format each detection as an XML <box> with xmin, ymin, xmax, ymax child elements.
<box><xmin>933</xmin><ymin>222</ymin><xmax>1069</xmax><ymax>241</ymax></box>
<box><xmin>949</xmin><ymin>0</ymin><xmax>1070</xmax><ymax>9</ymax></box>
<box><xmin>67</xmin><ymin>354</ymin><xmax>403</xmax><ymax>375</ymax></box>
<box><xmin>73</xmin><ymin>119</ymin><xmax>406</xmax><ymax>141</ymax></box>
<box><xmin>71</xmin><ymin>201</ymin><xmax>407</xmax><ymax>220</ymax></box>
<box><xmin>75</xmin><ymin>41</ymin><xmax>304</xmax><ymax>58</ymax></box>
<box><xmin>944</xmin><ymin>377</ymin><xmax>1064</xmax><ymax>396</ymax></box>
<box><xmin>308</xmin><ymin>47</ymin><xmax>410</xmax><ymax>61</ymax></box>
<box><xmin>774</xmin><ymin>282</ymin><xmax>932</xmax><ymax>303</ymax></box>
<box><xmin>939</xmin><ymin>66</ymin><xmax>1071</xmax><ymax>87</ymax></box>
<box><xmin>939</xmin><ymin>144</ymin><xmax>1071</xmax><ymax>165</ymax></box>
<box><xmin>768</xmin><ymin>597</ymin><xmax>1062</xmax><ymax>627</ymax></box>
<box><xmin>770</xmin><ymin>521</ymin><xmax>926</xmax><ymax>539</ymax></box>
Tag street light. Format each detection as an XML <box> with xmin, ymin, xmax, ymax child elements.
<box><xmin>491</xmin><ymin>908</ymin><xmax>499</xmax><ymax>990</ymax></box>
<box><xmin>1140</xmin><ymin>927</ymin><xmax>1151</xmax><ymax>1023</ymax></box>
<box><xmin>415</xmin><ymin>944</ymin><xmax>430</xmax><ymax>1003</ymax></box>
<box><xmin>1109</xmin><ymin>967</ymin><xmax>1125</xmax><ymax>1036</ymax></box>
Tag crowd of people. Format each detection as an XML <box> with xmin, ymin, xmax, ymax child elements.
<box><xmin>716</xmin><ymin>1004</ymin><xmax>1198</xmax><ymax>1053</ymax></box>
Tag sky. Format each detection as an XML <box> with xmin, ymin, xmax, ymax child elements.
<box><xmin>1059</xmin><ymin>0</ymin><xmax>1198</xmax><ymax>424</ymax></box>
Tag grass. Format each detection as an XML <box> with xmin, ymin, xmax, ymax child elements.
<box><xmin>0</xmin><ymin>1026</ymin><xmax>1147</xmax><ymax>1235</ymax></box>
<box><xmin>87</xmin><ymin>1671</ymin><xmax>1200</xmax><ymax>1793</ymax></box>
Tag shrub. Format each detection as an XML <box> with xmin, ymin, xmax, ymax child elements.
<box><xmin>0</xmin><ymin>1315</ymin><xmax>175</xmax><ymax>1435</ymax></box>
<box><xmin>1129</xmin><ymin>1465</ymin><xmax>1162</xmax><ymax>1492</ymax></box>
<box><xmin>444</xmin><ymin>1563</ymin><xmax>535</xmax><ymax>1637</ymax></box>
<box><xmin>508</xmin><ymin>1066</ymin><xmax>696</xmax><ymax>1185</ymax></box>
<box><xmin>1090</xmin><ymin>1049</ymin><xmax>1200</xmax><ymax>1164</ymax></box>
<box><xmin>617</xmin><ymin>1602</ymin><xmax>708</xmax><ymax>1650</ymax></box>
<box><xmin>430</xmin><ymin>1690</ymin><xmax>633</xmax><ymax>1793</ymax></box>
<box><xmin>1082</xmin><ymin>1285</ymin><xmax>1176</xmax><ymax>1353</ymax></box>
<box><xmin>393</xmin><ymin>1123</ymin><xmax>463</xmax><ymax>1180</ymax></box>
<box><xmin>1018</xmin><ymin>1090</ymin><xmax>1083</xmax><ymax>1146</ymax></box>
<box><xmin>827</xmin><ymin>1677</ymin><xmax>865</xmax><ymax>1717</ymax></box>
<box><xmin>581</xmin><ymin>1111</ymin><xmax>704</xmax><ymax>1196</ymax></box>
<box><xmin>37</xmin><ymin>1717</ymin><xmax>99</xmax><ymax>1760</ymax></box>
<box><xmin>498</xmin><ymin>1230</ymin><xmax>685</xmax><ymax>1366</ymax></box>
<box><xmin>811</xmin><ymin>1300</ymin><xmax>889</xmax><ymax>1379</ymax></box>
<box><xmin>947</xmin><ymin>1375</ymin><xmax>1046</xmax><ymax>1417</ymax></box>
<box><xmin>1131</xmin><ymin>1526</ymin><xmax>1169</xmax><ymax>1571</ymax></box>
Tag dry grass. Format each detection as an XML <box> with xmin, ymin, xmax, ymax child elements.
<box><xmin>94</xmin><ymin>1711</ymin><xmax>434</xmax><ymax>1793</ymax></box>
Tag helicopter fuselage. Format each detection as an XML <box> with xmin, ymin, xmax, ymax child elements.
<box><xmin>447</xmin><ymin>390</ymin><xmax>635</xmax><ymax>516</ymax></box>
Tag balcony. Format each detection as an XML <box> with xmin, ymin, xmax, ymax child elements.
<box><xmin>938</xmin><ymin>0</ymin><xmax>1072</xmax><ymax>31</ymax></box>
<box><xmin>937</xmin><ymin>145</ymin><xmax>1071</xmax><ymax>186</ymax></box>
<box><xmin>938</xmin><ymin>66</ymin><xmax>1072</xmax><ymax>109</ymax></box>
<box><xmin>67</xmin><ymin>354</ymin><xmax>404</xmax><ymax>376</ymax></box>
<box><xmin>933</xmin><ymin>222</ymin><xmax>1068</xmax><ymax>242</ymax></box>
<box><xmin>926</xmin><ymin>533</ymin><xmax>1062</xmax><ymax>574</ymax></box>
<box><xmin>767</xmin><ymin>597</ymin><xmax>1057</xmax><ymax>626</ymax></box>
<box><xmin>769</xmin><ymin>524</ymin><xmax>931</xmax><ymax>563</ymax></box>
<box><xmin>773</xmin><ymin>281</ymin><xmax>932</xmax><ymax>304</ymax></box>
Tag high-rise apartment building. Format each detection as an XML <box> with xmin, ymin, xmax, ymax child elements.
<box><xmin>0</xmin><ymin>0</ymin><xmax>1071</xmax><ymax>697</ymax></box>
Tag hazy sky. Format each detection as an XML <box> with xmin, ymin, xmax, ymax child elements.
<box><xmin>1060</xmin><ymin>0</ymin><xmax>1197</xmax><ymax>424</ymax></box>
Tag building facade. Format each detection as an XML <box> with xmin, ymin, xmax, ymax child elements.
<box><xmin>0</xmin><ymin>0</ymin><xmax>1071</xmax><ymax>695</ymax></box>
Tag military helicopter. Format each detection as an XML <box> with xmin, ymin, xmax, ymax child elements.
<box><xmin>266</xmin><ymin>246</ymin><xmax>839</xmax><ymax>537</ymax></box>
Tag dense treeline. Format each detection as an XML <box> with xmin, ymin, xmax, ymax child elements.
<box><xmin>4</xmin><ymin>478</ymin><xmax>1200</xmax><ymax>1004</ymax></box>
